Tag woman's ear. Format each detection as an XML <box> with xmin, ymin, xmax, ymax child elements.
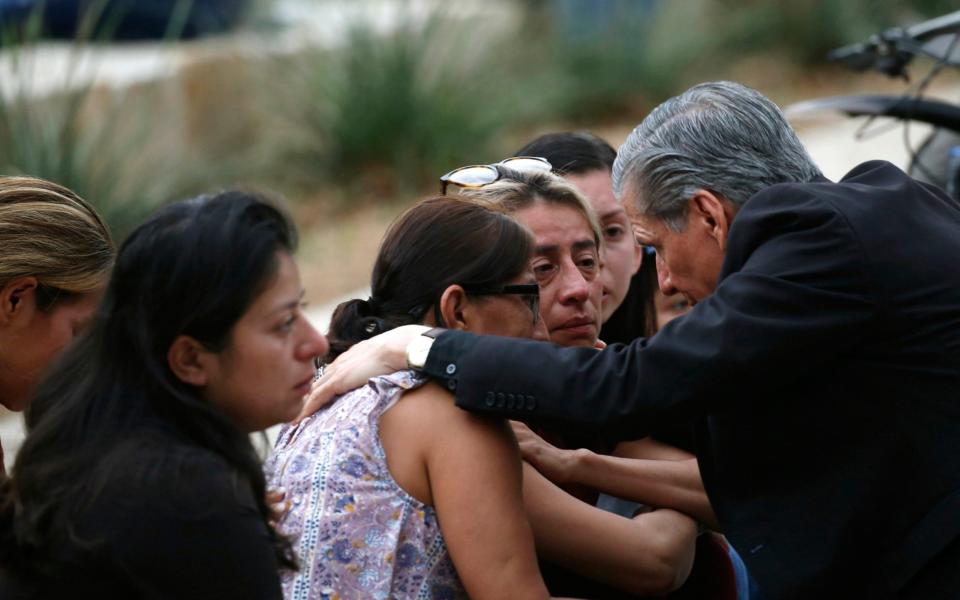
<box><xmin>0</xmin><ymin>276</ymin><xmax>39</xmax><ymax>327</ymax></box>
<box><xmin>437</xmin><ymin>285</ymin><xmax>470</xmax><ymax>331</ymax></box>
<box><xmin>167</xmin><ymin>335</ymin><xmax>212</xmax><ymax>387</ymax></box>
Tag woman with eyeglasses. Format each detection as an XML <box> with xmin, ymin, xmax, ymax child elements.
<box><xmin>265</xmin><ymin>196</ymin><xmax>551</xmax><ymax>599</ymax></box>
<box><xmin>0</xmin><ymin>191</ymin><xmax>328</xmax><ymax>598</ymax></box>
<box><xmin>0</xmin><ymin>177</ymin><xmax>114</xmax><ymax>470</ymax></box>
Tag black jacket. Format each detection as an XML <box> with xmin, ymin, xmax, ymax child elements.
<box><xmin>0</xmin><ymin>434</ymin><xmax>282</xmax><ymax>599</ymax></box>
<box><xmin>423</xmin><ymin>161</ymin><xmax>960</xmax><ymax>599</ymax></box>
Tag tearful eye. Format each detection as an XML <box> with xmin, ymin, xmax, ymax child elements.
<box><xmin>533</xmin><ymin>263</ymin><xmax>556</xmax><ymax>280</ymax></box>
<box><xmin>577</xmin><ymin>254</ymin><xmax>599</xmax><ymax>271</ymax></box>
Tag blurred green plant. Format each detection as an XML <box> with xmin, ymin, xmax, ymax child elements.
<box><xmin>0</xmin><ymin>1</ymin><xmax>231</xmax><ymax>238</ymax></box>
<box><xmin>5</xmin><ymin>0</ymin><xmax>957</xmax><ymax>222</ymax></box>
<box><xmin>522</xmin><ymin>0</ymin><xmax>710</xmax><ymax>121</ymax></box>
<box><xmin>264</xmin><ymin>3</ymin><xmax>544</xmax><ymax>201</ymax></box>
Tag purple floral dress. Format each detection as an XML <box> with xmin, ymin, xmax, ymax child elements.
<box><xmin>264</xmin><ymin>371</ymin><xmax>468</xmax><ymax>600</ymax></box>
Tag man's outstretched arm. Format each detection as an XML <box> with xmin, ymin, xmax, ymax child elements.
<box><xmin>303</xmin><ymin>191</ymin><xmax>877</xmax><ymax>441</ymax></box>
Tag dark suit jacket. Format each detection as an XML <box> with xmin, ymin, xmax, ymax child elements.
<box><xmin>423</xmin><ymin>161</ymin><xmax>960</xmax><ymax>599</ymax></box>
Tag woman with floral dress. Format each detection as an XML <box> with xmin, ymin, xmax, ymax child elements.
<box><xmin>266</xmin><ymin>196</ymin><xmax>552</xmax><ymax>600</ymax></box>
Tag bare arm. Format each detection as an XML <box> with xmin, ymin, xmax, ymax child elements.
<box><xmin>573</xmin><ymin>450</ymin><xmax>718</xmax><ymax>530</ymax></box>
<box><xmin>523</xmin><ymin>462</ymin><xmax>697</xmax><ymax>596</ymax></box>
<box><xmin>613</xmin><ymin>437</ymin><xmax>694</xmax><ymax>461</ymax></box>
<box><xmin>393</xmin><ymin>383</ymin><xmax>549</xmax><ymax>600</ymax></box>
<box><xmin>514</xmin><ymin>423</ymin><xmax>718</xmax><ymax>529</ymax></box>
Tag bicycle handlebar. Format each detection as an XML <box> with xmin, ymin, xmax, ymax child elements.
<box><xmin>827</xmin><ymin>10</ymin><xmax>960</xmax><ymax>77</ymax></box>
<box><xmin>786</xmin><ymin>94</ymin><xmax>960</xmax><ymax>131</ymax></box>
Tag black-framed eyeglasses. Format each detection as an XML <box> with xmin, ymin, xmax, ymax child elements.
<box><xmin>464</xmin><ymin>283</ymin><xmax>541</xmax><ymax>325</ymax></box>
<box><xmin>440</xmin><ymin>156</ymin><xmax>552</xmax><ymax>195</ymax></box>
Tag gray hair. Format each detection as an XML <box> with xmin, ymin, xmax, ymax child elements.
<box><xmin>612</xmin><ymin>81</ymin><xmax>823</xmax><ymax>231</ymax></box>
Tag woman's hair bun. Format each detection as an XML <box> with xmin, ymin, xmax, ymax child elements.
<box><xmin>325</xmin><ymin>298</ymin><xmax>395</xmax><ymax>362</ymax></box>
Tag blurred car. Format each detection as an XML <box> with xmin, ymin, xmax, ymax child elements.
<box><xmin>0</xmin><ymin>0</ymin><xmax>250</xmax><ymax>40</ymax></box>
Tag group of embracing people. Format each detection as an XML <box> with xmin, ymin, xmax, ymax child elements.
<box><xmin>0</xmin><ymin>80</ymin><xmax>958</xmax><ymax>600</ymax></box>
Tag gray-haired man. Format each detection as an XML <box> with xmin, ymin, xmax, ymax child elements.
<box><xmin>304</xmin><ymin>81</ymin><xmax>960</xmax><ymax>599</ymax></box>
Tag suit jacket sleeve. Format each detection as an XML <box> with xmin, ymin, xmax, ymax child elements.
<box><xmin>423</xmin><ymin>184</ymin><xmax>880</xmax><ymax>439</ymax></box>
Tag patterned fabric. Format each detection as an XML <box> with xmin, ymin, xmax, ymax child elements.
<box><xmin>265</xmin><ymin>371</ymin><xmax>467</xmax><ymax>600</ymax></box>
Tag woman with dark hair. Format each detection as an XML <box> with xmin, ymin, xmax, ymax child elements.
<box><xmin>0</xmin><ymin>190</ymin><xmax>327</xmax><ymax>598</ymax></box>
<box><xmin>266</xmin><ymin>196</ymin><xmax>551</xmax><ymax>599</ymax></box>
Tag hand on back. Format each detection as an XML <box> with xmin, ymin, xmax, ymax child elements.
<box><xmin>297</xmin><ymin>324</ymin><xmax>430</xmax><ymax>421</ymax></box>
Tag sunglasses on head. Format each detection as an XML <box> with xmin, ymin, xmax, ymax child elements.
<box><xmin>439</xmin><ymin>156</ymin><xmax>552</xmax><ymax>195</ymax></box>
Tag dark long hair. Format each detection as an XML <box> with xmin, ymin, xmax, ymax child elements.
<box><xmin>325</xmin><ymin>196</ymin><xmax>533</xmax><ymax>361</ymax></box>
<box><xmin>515</xmin><ymin>131</ymin><xmax>617</xmax><ymax>176</ymax></box>
<box><xmin>0</xmin><ymin>191</ymin><xmax>298</xmax><ymax>574</ymax></box>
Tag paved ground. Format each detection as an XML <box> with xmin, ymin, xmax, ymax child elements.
<box><xmin>0</xmin><ymin>0</ymin><xmax>511</xmax><ymax>101</ymax></box>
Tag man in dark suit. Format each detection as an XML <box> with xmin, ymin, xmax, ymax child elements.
<box><xmin>304</xmin><ymin>81</ymin><xmax>960</xmax><ymax>599</ymax></box>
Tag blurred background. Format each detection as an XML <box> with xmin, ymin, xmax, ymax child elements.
<box><xmin>1</xmin><ymin>0</ymin><xmax>959</xmax><ymax>465</ymax></box>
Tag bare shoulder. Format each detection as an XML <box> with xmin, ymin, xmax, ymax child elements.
<box><xmin>396</xmin><ymin>380</ymin><xmax>458</xmax><ymax>412</ymax></box>
<box><xmin>387</xmin><ymin>382</ymin><xmax>512</xmax><ymax>441</ymax></box>
<box><xmin>380</xmin><ymin>379</ymin><xmax>515</xmax><ymax>505</ymax></box>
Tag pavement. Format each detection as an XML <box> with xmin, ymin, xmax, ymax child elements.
<box><xmin>792</xmin><ymin>112</ymin><xmax>932</xmax><ymax>181</ymax></box>
<box><xmin>0</xmin><ymin>0</ymin><xmax>513</xmax><ymax>101</ymax></box>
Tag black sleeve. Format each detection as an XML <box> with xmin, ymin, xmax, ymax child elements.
<box><xmin>424</xmin><ymin>188</ymin><xmax>879</xmax><ymax>439</ymax></box>
<box><xmin>103</xmin><ymin>449</ymin><xmax>283</xmax><ymax>599</ymax></box>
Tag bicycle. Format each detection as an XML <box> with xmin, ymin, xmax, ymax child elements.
<box><xmin>785</xmin><ymin>10</ymin><xmax>960</xmax><ymax>198</ymax></box>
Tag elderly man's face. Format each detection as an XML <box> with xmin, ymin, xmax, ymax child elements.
<box><xmin>627</xmin><ymin>188</ymin><xmax>734</xmax><ymax>306</ymax></box>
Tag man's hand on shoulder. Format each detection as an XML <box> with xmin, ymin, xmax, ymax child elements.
<box><xmin>295</xmin><ymin>324</ymin><xmax>434</xmax><ymax>421</ymax></box>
